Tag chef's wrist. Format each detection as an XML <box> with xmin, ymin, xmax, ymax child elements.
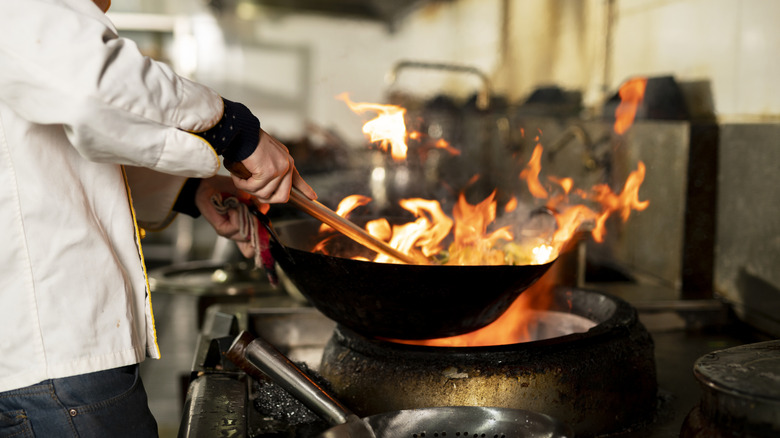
<box><xmin>173</xmin><ymin>178</ymin><xmax>203</xmax><ymax>218</ymax></box>
<box><xmin>195</xmin><ymin>98</ymin><xmax>260</xmax><ymax>162</ymax></box>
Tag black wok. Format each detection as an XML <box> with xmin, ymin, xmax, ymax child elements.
<box><xmin>264</xmin><ymin>218</ymin><xmax>555</xmax><ymax>340</ymax></box>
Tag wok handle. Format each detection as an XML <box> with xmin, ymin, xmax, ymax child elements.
<box><xmin>224</xmin><ymin>159</ymin><xmax>423</xmax><ymax>265</ymax></box>
<box><xmin>226</xmin><ymin>331</ymin><xmax>352</xmax><ymax>426</ymax></box>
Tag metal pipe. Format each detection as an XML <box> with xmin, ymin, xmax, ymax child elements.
<box><xmin>242</xmin><ymin>335</ymin><xmax>350</xmax><ymax>425</ymax></box>
<box><xmin>385</xmin><ymin>60</ymin><xmax>492</xmax><ymax>110</ymax></box>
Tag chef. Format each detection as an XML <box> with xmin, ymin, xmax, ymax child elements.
<box><xmin>0</xmin><ymin>0</ymin><xmax>316</xmax><ymax>436</ymax></box>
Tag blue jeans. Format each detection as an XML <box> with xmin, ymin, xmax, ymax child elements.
<box><xmin>0</xmin><ymin>364</ymin><xmax>158</xmax><ymax>437</ymax></box>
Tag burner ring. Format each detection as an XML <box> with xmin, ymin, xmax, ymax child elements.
<box><xmin>319</xmin><ymin>287</ymin><xmax>657</xmax><ymax>437</ymax></box>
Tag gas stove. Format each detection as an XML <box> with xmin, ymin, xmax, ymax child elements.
<box><xmin>177</xmin><ymin>281</ymin><xmax>766</xmax><ymax>438</ymax></box>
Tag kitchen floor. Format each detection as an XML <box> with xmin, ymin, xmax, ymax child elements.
<box><xmin>140</xmin><ymin>292</ymin><xmax>202</xmax><ymax>438</ymax></box>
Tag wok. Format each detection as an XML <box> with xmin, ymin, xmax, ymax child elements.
<box><xmin>263</xmin><ymin>218</ymin><xmax>555</xmax><ymax>340</ymax></box>
<box><xmin>226</xmin><ymin>331</ymin><xmax>574</xmax><ymax>438</ymax></box>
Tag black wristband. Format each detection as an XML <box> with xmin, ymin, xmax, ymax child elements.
<box><xmin>194</xmin><ymin>98</ymin><xmax>260</xmax><ymax>162</ymax></box>
<box><xmin>172</xmin><ymin>178</ymin><xmax>203</xmax><ymax>218</ymax></box>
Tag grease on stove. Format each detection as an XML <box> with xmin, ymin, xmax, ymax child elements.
<box><xmin>249</xmin><ymin>362</ymin><xmax>330</xmax><ymax>437</ymax></box>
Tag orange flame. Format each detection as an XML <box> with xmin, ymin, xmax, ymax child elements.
<box><xmin>434</xmin><ymin>138</ymin><xmax>461</xmax><ymax>156</ymax></box>
<box><xmin>519</xmin><ymin>144</ymin><xmax>549</xmax><ymax>198</ymax></box>
<box><xmin>324</xmin><ymin>95</ymin><xmax>648</xmax><ymax>268</ymax></box>
<box><xmin>548</xmin><ymin>176</ymin><xmax>573</xmax><ymax>194</ymax></box>
<box><xmin>614</xmin><ymin>77</ymin><xmax>648</xmax><ymax>134</ymax></box>
<box><xmin>384</xmin><ymin>198</ymin><xmax>453</xmax><ymax>260</ymax></box>
<box><xmin>591</xmin><ymin>161</ymin><xmax>649</xmax><ymax>222</ymax></box>
<box><xmin>319</xmin><ymin>194</ymin><xmax>372</xmax><ymax>233</ymax></box>
<box><xmin>323</xmin><ymin>94</ymin><xmax>652</xmax><ymax>346</ymax></box>
<box><xmin>545</xmin><ymin>163</ymin><xmax>648</xmax><ymax>246</ymax></box>
<box><xmin>393</xmin><ymin>261</ymin><xmax>560</xmax><ymax>347</ymax></box>
<box><xmin>337</xmin><ymin>93</ymin><xmax>408</xmax><ymax>160</ymax></box>
<box><xmin>516</xmin><ymin>140</ymin><xmax>649</xmax><ymax>249</ymax></box>
<box><xmin>447</xmin><ymin>191</ymin><xmax>514</xmax><ymax>265</ymax></box>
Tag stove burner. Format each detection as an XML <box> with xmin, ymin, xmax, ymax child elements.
<box><xmin>392</xmin><ymin>309</ymin><xmax>598</xmax><ymax>347</ymax></box>
<box><xmin>319</xmin><ymin>287</ymin><xmax>657</xmax><ymax>437</ymax></box>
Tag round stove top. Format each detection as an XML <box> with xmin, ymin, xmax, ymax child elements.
<box><xmin>693</xmin><ymin>339</ymin><xmax>780</xmax><ymax>435</ymax></box>
<box><xmin>695</xmin><ymin>339</ymin><xmax>780</xmax><ymax>402</ymax></box>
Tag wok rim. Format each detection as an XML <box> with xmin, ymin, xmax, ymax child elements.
<box><xmin>270</xmin><ymin>217</ymin><xmax>559</xmax><ymax>269</ymax></box>
<box><xmin>279</xmin><ymin>244</ymin><xmax>557</xmax><ymax>269</ymax></box>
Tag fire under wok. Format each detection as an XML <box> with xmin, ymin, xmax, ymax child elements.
<box><xmin>264</xmin><ymin>218</ymin><xmax>555</xmax><ymax>340</ymax></box>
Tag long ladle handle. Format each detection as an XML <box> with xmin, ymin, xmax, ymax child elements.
<box><xmin>224</xmin><ymin>160</ymin><xmax>422</xmax><ymax>265</ymax></box>
<box><xmin>226</xmin><ymin>331</ymin><xmax>352</xmax><ymax>425</ymax></box>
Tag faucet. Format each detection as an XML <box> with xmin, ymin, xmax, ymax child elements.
<box><xmin>385</xmin><ymin>60</ymin><xmax>492</xmax><ymax>110</ymax></box>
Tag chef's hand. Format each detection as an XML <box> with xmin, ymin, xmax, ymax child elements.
<box><xmin>194</xmin><ymin>175</ymin><xmax>263</xmax><ymax>258</ymax></box>
<box><xmin>230</xmin><ymin>129</ymin><xmax>317</xmax><ymax>204</ymax></box>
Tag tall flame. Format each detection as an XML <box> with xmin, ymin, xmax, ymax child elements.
<box><xmin>311</xmin><ymin>94</ymin><xmax>654</xmax><ymax>346</ymax></box>
<box><xmin>519</xmin><ymin>144</ymin><xmax>549</xmax><ymax>198</ymax></box>
<box><xmin>538</xmin><ymin>160</ymin><xmax>649</xmax><ymax>247</ymax></box>
<box><xmin>393</xmin><ymin>258</ymin><xmax>561</xmax><ymax>347</ymax></box>
<box><xmin>447</xmin><ymin>192</ymin><xmax>514</xmax><ymax>265</ymax></box>
<box><xmin>322</xmin><ymin>92</ymin><xmax>654</xmax><ymax>346</ymax></box>
<box><xmin>398</xmin><ymin>198</ymin><xmax>453</xmax><ymax>258</ymax></box>
<box><xmin>614</xmin><ymin>77</ymin><xmax>648</xmax><ymax>134</ymax></box>
<box><xmin>318</xmin><ymin>94</ymin><xmax>651</xmax><ymax>268</ymax></box>
<box><xmin>337</xmin><ymin>93</ymin><xmax>408</xmax><ymax>161</ymax></box>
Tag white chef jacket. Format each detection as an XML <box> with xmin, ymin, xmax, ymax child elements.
<box><xmin>0</xmin><ymin>0</ymin><xmax>224</xmax><ymax>392</ymax></box>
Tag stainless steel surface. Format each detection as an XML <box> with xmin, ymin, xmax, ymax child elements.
<box><xmin>148</xmin><ymin>260</ymin><xmax>274</xmax><ymax>296</ymax></box>
<box><xmin>247</xmin><ymin>308</ymin><xmax>337</xmax><ymax>369</ymax></box>
<box><xmin>592</xmin><ymin>121</ymin><xmax>691</xmax><ymax>288</ymax></box>
<box><xmin>714</xmin><ymin>123</ymin><xmax>780</xmax><ymax>336</ymax></box>
<box><xmin>177</xmin><ymin>374</ymin><xmax>248</xmax><ymax>438</ymax></box>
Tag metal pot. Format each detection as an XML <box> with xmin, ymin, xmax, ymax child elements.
<box><xmin>681</xmin><ymin>340</ymin><xmax>780</xmax><ymax>437</ymax></box>
<box><xmin>318</xmin><ymin>287</ymin><xmax>658</xmax><ymax>437</ymax></box>
<box><xmin>323</xmin><ymin>406</ymin><xmax>574</xmax><ymax>438</ymax></box>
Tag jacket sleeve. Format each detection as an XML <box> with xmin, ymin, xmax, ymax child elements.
<box><xmin>0</xmin><ymin>0</ymin><xmax>222</xmax><ymax>178</ymax></box>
